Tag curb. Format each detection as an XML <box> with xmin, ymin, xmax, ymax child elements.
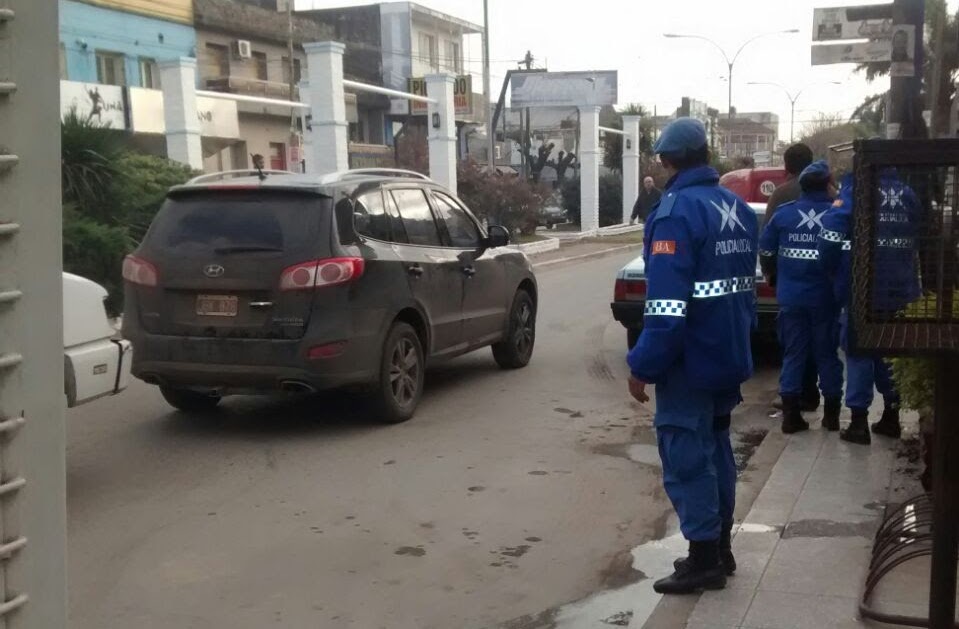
<box><xmin>507</xmin><ymin>237</ymin><xmax>561</xmax><ymax>256</ymax></box>
<box><xmin>532</xmin><ymin>244</ymin><xmax>638</xmax><ymax>268</ymax></box>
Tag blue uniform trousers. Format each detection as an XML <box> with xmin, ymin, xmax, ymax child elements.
<box><xmin>713</xmin><ymin>389</ymin><xmax>741</xmax><ymax>530</ymax></box>
<box><xmin>840</xmin><ymin>311</ymin><xmax>900</xmax><ymax>410</ymax></box>
<box><xmin>655</xmin><ymin>364</ymin><xmax>721</xmax><ymax>542</ymax></box>
<box><xmin>777</xmin><ymin>306</ymin><xmax>843</xmax><ymax>398</ymax></box>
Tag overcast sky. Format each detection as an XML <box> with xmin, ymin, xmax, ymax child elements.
<box><xmin>299</xmin><ymin>0</ymin><xmax>957</xmax><ymax>139</ymax></box>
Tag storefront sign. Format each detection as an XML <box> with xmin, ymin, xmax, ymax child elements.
<box><xmin>60</xmin><ymin>81</ymin><xmax>125</xmax><ymax>129</ymax></box>
<box><xmin>407</xmin><ymin>75</ymin><xmax>473</xmax><ymax>116</ymax></box>
<box><xmin>128</xmin><ymin>87</ymin><xmax>239</xmax><ymax>138</ymax></box>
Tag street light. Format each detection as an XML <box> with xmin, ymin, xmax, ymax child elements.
<box><xmin>663</xmin><ymin>29</ymin><xmax>799</xmax><ymax>122</ymax></box>
<box><xmin>747</xmin><ymin>81</ymin><xmax>843</xmax><ymax>143</ymax></box>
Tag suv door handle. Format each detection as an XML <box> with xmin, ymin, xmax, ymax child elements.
<box><xmin>462</xmin><ymin>265</ymin><xmax>476</xmax><ymax>278</ymax></box>
<box><xmin>407</xmin><ymin>264</ymin><xmax>424</xmax><ymax>278</ymax></box>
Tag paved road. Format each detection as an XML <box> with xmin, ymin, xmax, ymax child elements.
<box><xmin>67</xmin><ymin>250</ymin><xmax>776</xmax><ymax>629</ymax></box>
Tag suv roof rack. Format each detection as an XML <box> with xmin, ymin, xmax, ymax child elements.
<box><xmin>331</xmin><ymin>168</ymin><xmax>432</xmax><ymax>182</ymax></box>
<box><xmin>187</xmin><ymin>169</ymin><xmax>297</xmax><ymax>185</ymax></box>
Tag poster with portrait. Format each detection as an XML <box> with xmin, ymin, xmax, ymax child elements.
<box><xmin>890</xmin><ymin>24</ymin><xmax>916</xmax><ymax>78</ymax></box>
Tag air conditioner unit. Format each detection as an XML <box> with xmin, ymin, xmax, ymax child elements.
<box><xmin>233</xmin><ymin>40</ymin><xmax>252</xmax><ymax>59</ymax></box>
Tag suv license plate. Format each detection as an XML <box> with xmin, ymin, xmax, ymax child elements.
<box><xmin>196</xmin><ymin>295</ymin><xmax>238</xmax><ymax>317</ymax></box>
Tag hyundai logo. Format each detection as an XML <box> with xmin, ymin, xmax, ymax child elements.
<box><xmin>203</xmin><ymin>264</ymin><xmax>225</xmax><ymax>278</ymax></box>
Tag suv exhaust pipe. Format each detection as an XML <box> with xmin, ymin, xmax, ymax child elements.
<box><xmin>279</xmin><ymin>380</ymin><xmax>317</xmax><ymax>394</ymax></box>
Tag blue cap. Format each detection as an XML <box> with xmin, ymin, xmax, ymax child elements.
<box><xmin>653</xmin><ymin>117</ymin><xmax>708</xmax><ymax>158</ymax></box>
<box><xmin>799</xmin><ymin>159</ymin><xmax>831</xmax><ymax>187</ymax></box>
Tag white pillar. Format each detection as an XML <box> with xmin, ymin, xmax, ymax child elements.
<box><xmin>159</xmin><ymin>57</ymin><xmax>202</xmax><ymax>170</ymax></box>
<box><xmin>298</xmin><ymin>79</ymin><xmax>314</xmax><ymax>173</ymax></box>
<box><xmin>426</xmin><ymin>73</ymin><xmax>457</xmax><ymax>194</ymax></box>
<box><xmin>622</xmin><ymin>115</ymin><xmax>641</xmax><ymax>225</ymax></box>
<box><xmin>579</xmin><ymin>106</ymin><xmax>601</xmax><ymax>233</ymax></box>
<box><xmin>304</xmin><ymin>41</ymin><xmax>348</xmax><ymax>175</ymax></box>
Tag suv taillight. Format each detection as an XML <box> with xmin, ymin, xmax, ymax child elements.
<box><xmin>280</xmin><ymin>257</ymin><xmax>365</xmax><ymax>291</ymax></box>
<box><xmin>122</xmin><ymin>255</ymin><xmax>158</xmax><ymax>287</ymax></box>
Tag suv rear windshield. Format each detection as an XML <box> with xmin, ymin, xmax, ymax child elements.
<box><xmin>146</xmin><ymin>190</ymin><xmax>331</xmax><ymax>256</ymax></box>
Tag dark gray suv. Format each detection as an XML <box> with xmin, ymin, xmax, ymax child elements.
<box><xmin>122</xmin><ymin>169</ymin><xmax>538</xmax><ymax>423</ymax></box>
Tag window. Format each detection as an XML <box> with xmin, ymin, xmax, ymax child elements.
<box><xmin>95</xmin><ymin>51</ymin><xmax>125</xmax><ymax>86</ymax></box>
<box><xmin>384</xmin><ymin>189</ymin><xmax>409</xmax><ymax>244</ymax></box>
<box><xmin>269</xmin><ymin>143</ymin><xmax>287</xmax><ymax>170</ymax></box>
<box><xmin>419</xmin><ymin>33</ymin><xmax>438</xmax><ymax>70</ymax></box>
<box><xmin>432</xmin><ymin>193</ymin><xmax>480</xmax><ymax>248</ymax></box>
<box><xmin>205</xmin><ymin>43</ymin><xmax>230</xmax><ymax>77</ymax></box>
<box><xmin>252</xmin><ymin>51</ymin><xmax>268</xmax><ymax>81</ymax></box>
<box><xmin>59</xmin><ymin>43</ymin><xmax>67</xmax><ymax>80</ymax></box>
<box><xmin>282</xmin><ymin>56</ymin><xmax>302</xmax><ymax>85</ymax></box>
<box><xmin>445</xmin><ymin>40</ymin><xmax>462</xmax><ymax>73</ymax></box>
<box><xmin>391</xmin><ymin>189</ymin><xmax>441</xmax><ymax>247</ymax></box>
<box><xmin>354</xmin><ymin>191</ymin><xmax>391</xmax><ymax>241</ymax></box>
<box><xmin>139</xmin><ymin>57</ymin><xmax>159</xmax><ymax>89</ymax></box>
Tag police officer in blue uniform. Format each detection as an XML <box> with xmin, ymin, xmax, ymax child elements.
<box><xmin>759</xmin><ymin>161</ymin><xmax>844</xmax><ymax>434</ymax></box>
<box><xmin>627</xmin><ymin>118</ymin><xmax>757</xmax><ymax>594</ymax></box>
<box><xmin>818</xmin><ymin>171</ymin><xmax>920</xmax><ymax>444</ymax></box>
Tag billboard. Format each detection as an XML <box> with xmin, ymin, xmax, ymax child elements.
<box><xmin>127</xmin><ymin>87</ymin><xmax>240</xmax><ymax>138</ymax></box>
<box><xmin>60</xmin><ymin>81</ymin><xmax>125</xmax><ymax>129</ymax></box>
<box><xmin>812</xmin><ymin>4</ymin><xmax>894</xmax><ymax>42</ymax></box>
<box><xmin>407</xmin><ymin>75</ymin><xmax>473</xmax><ymax>116</ymax></box>
<box><xmin>811</xmin><ymin>39</ymin><xmax>891</xmax><ymax>65</ymax></box>
<box><xmin>510</xmin><ymin>71</ymin><xmax>618</xmax><ymax>108</ymax></box>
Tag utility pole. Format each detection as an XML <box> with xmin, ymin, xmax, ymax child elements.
<box><xmin>522</xmin><ymin>50</ymin><xmax>533</xmax><ymax>180</ymax></box>
<box><xmin>888</xmin><ymin>0</ymin><xmax>924</xmax><ymax>139</ymax></box>
<box><xmin>286</xmin><ymin>0</ymin><xmax>300</xmax><ymax>171</ymax></box>
<box><xmin>483</xmin><ymin>0</ymin><xmax>493</xmax><ymax>167</ymax></box>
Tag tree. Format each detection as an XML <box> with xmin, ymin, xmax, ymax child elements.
<box><xmin>61</xmin><ymin>109</ymin><xmax>125</xmax><ymax>221</ymax></box>
<box><xmin>456</xmin><ymin>159</ymin><xmax>550</xmax><ymax>236</ymax></box>
<box><xmin>548</xmin><ymin>150</ymin><xmax>577</xmax><ymax>186</ymax></box>
<box><xmin>602</xmin><ymin>103</ymin><xmax>654</xmax><ymax>172</ymax></box>
<box><xmin>799</xmin><ymin>114</ymin><xmax>871</xmax><ymax>163</ymax></box>
<box><xmin>560</xmin><ymin>173</ymin><xmax>625</xmax><ymax>228</ymax></box>
<box><xmin>528</xmin><ymin>141</ymin><xmax>555</xmax><ymax>183</ymax></box>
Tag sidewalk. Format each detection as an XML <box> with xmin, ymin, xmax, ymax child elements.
<box><xmin>529</xmin><ymin>238</ymin><xmax>641</xmax><ymax>268</ymax></box>
<box><xmin>679</xmin><ymin>412</ymin><xmax>932</xmax><ymax>629</ymax></box>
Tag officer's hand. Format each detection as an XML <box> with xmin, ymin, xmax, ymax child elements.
<box><xmin>628</xmin><ymin>376</ymin><xmax>649</xmax><ymax>403</ymax></box>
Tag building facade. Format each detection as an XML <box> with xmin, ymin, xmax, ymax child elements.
<box><xmin>717</xmin><ymin>116</ymin><xmax>779</xmax><ymax>162</ymax></box>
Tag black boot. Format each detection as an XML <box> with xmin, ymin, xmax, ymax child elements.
<box><xmin>672</xmin><ymin>526</ymin><xmax>737</xmax><ymax>576</ymax></box>
<box><xmin>800</xmin><ymin>394</ymin><xmax>821</xmax><ymax>413</ymax></box>
<box><xmin>841</xmin><ymin>408</ymin><xmax>871</xmax><ymax>445</ymax></box>
<box><xmin>872</xmin><ymin>405</ymin><xmax>902</xmax><ymax>439</ymax></box>
<box><xmin>719</xmin><ymin>523</ymin><xmax>736</xmax><ymax>575</ymax></box>
<box><xmin>655</xmin><ymin>540</ymin><xmax>726</xmax><ymax>594</ymax></box>
<box><xmin>780</xmin><ymin>396</ymin><xmax>810</xmax><ymax>434</ymax></box>
<box><xmin>822</xmin><ymin>397</ymin><xmax>841</xmax><ymax>432</ymax></box>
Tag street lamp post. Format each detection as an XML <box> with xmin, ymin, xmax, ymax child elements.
<box><xmin>663</xmin><ymin>30</ymin><xmax>799</xmax><ymax>122</ymax></box>
<box><xmin>747</xmin><ymin>81</ymin><xmax>843</xmax><ymax>143</ymax></box>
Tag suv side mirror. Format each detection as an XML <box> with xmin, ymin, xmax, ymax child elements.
<box><xmin>487</xmin><ymin>224</ymin><xmax>510</xmax><ymax>248</ymax></box>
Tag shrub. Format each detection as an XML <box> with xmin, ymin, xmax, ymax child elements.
<box><xmin>62</xmin><ymin>206</ymin><xmax>132</xmax><ymax>316</ymax></box>
<box><xmin>456</xmin><ymin>160</ymin><xmax>549</xmax><ymax>236</ymax></box>
<box><xmin>560</xmin><ymin>173</ymin><xmax>625</xmax><ymax>228</ymax></box>
<box><xmin>890</xmin><ymin>293</ymin><xmax>959</xmax><ymax>413</ymax></box>
<box><xmin>112</xmin><ymin>152</ymin><xmax>196</xmax><ymax>241</ymax></box>
<box><xmin>61</xmin><ymin>109</ymin><xmax>126</xmax><ymax>221</ymax></box>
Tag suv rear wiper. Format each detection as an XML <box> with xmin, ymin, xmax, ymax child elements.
<box><xmin>213</xmin><ymin>245</ymin><xmax>283</xmax><ymax>254</ymax></box>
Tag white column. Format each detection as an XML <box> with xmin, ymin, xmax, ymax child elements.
<box><xmin>579</xmin><ymin>106</ymin><xmax>601</xmax><ymax>233</ymax></box>
<box><xmin>304</xmin><ymin>41</ymin><xmax>348</xmax><ymax>175</ymax></box>
<box><xmin>159</xmin><ymin>57</ymin><xmax>202</xmax><ymax>170</ymax></box>
<box><xmin>622</xmin><ymin>115</ymin><xmax>641</xmax><ymax>225</ymax></box>
<box><xmin>426</xmin><ymin>73</ymin><xmax>457</xmax><ymax>194</ymax></box>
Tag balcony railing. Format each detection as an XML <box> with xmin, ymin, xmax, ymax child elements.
<box><xmin>205</xmin><ymin>76</ymin><xmax>298</xmax><ymax>100</ymax></box>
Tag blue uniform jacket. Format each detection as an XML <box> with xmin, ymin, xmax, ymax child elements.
<box><xmin>628</xmin><ymin>166</ymin><xmax>758</xmax><ymax>390</ymax></box>
<box><xmin>759</xmin><ymin>190</ymin><xmax>835</xmax><ymax>310</ymax></box>
<box><xmin>819</xmin><ymin>172</ymin><xmax>921</xmax><ymax>312</ymax></box>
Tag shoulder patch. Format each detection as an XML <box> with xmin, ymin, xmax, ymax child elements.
<box><xmin>651</xmin><ymin>240</ymin><xmax>676</xmax><ymax>255</ymax></box>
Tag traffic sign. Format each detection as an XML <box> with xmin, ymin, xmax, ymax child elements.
<box><xmin>812</xmin><ymin>39</ymin><xmax>892</xmax><ymax>65</ymax></box>
<box><xmin>812</xmin><ymin>4</ymin><xmax>894</xmax><ymax>42</ymax></box>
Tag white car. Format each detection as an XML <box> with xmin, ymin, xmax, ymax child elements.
<box><xmin>63</xmin><ymin>273</ymin><xmax>132</xmax><ymax>407</ymax></box>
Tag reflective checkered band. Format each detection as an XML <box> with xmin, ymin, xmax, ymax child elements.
<box><xmin>780</xmin><ymin>248</ymin><xmax>819</xmax><ymax>260</ymax></box>
<box><xmin>692</xmin><ymin>276</ymin><xmax>755</xmax><ymax>299</ymax></box>
<box><xmin>842</xmin><ymin>240</ymin><xmax>851</xmax><ymax>251</ymax></box>
<box><xmin>644</xmin><ymin>299</ymin><xmax>688</xmax><ymax>317</ymax></box>
<box><xmin>877</xmin><ymin>238</ymin><xmax>914</xmax><ymax>249</ymax></box>
<box><xmin>820</xmin><ymin>229</ymin><xmax>844</xmax><ymax>243</ymax></box>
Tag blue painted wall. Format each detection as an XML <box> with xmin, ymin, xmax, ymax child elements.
<box><xmin>59</xmin><ymin>0</ymin><xmax>196</xmax><ymax>86</ymax></box>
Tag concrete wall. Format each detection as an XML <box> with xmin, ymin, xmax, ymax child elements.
<box><xmin>196</xmin><ymin>28</ymin><xmax>305</xmax><ymax>85</ymax></box>
<box><xmin>204</xmin><ymin>112</ymin><xmax>293</xmax><ymax>172</ymax></box>
<box><xmin>410</xmin><ymin>18</ymin><xmax>464</xmax><ymax>77</ymax></box>
<box><xmin>60</xmin><ymin>0</ymin><xmax>196</xmax><ymax>86</ymax></box>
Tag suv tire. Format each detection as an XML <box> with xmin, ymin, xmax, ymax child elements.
<box><xmin>160</xmin><ymin>386</ymin><xmax>221</xmax><ymax>412</ymax></box>
<box><xmin>493</xmin><ymin>290</ymin><xmax>536</xmax><ymax>369</ymax></box>
<box><xmin>373</xmin><ymin>322</ymin><xmax>424</xmax><ymax>424</ymax></box>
